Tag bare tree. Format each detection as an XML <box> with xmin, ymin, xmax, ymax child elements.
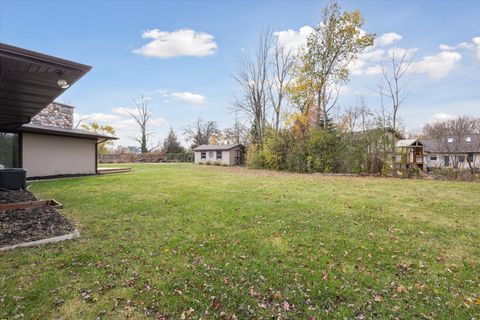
<box><xmin>74</xmin><ymin>114</ymin><xmax>94</xmax><ymax>128</ymax></box>
<box><xmin>231</xmin><ymin>111</ymin><xmax>248</xmax><ymax>144</ymax></box>
<box><xmin>340</xmin><ymin>96</ymin><xmax>372</xmax><ymax>134</ymax></box>
<box><xmin>129</xmin><ymin>94</ymin><xmax>157</xmax><ymax>153</ymax></box>
<box><xmin>423</xmin><ymin>116</ymin><xmax>480</xmax><ymax>172</ymax></box>
<box><xmin>183</xmin><ymin>119</ymin><xmax>218</xmax><ymax>148</ymax></box>
<box><xmin>380</xmin><ymin>50</ymin><xmax>412</xmax><ymax>176</ymax></box>
<box><xmin>233</xmin><ymin>29</ymin><xmax>273</xmax><ymax>146</ymax></box>
<box><xmin>269</xmin><ymin>40</ymin><xmax>296</xmax><ymax>132</ymax></box>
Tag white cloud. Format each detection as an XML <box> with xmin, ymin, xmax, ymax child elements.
<box><xmin>410</xmin><ymin>51</ymin><xmax>461</xmax><ymax>79</ymax></box>
<box><xmin>365</xmin><ymin>65</ymin><xmax>383</xmax><ymax>75</ymax></box>
<box><xmin>458</xmin><ymin>41</ymin><xmax>474</xmax><ymax>49</ymax></box>
<box><xmin>387</xmin><ymin>47</ymin><xmax>418</xmax><ymax>59</ymax></box>
<box><xmin>348</xmin><ymin>49</ymin><xmax>385</xmax><ymax>75</ymax></box>
<box><xmin>74</xmin><ymin>112</ymin><xmax>121</xmax><ymax>123</ymax></box>
<box><xmin>439</xmin><ymin>44</ymin><xmax>455</xmax><ymax>51</ymax></box>
<box><xmin>440</xmin><ymin>41</ymin><xmax>473</xmax><ymax>51</ymax></box>
<box><xmin>112</xmin><ymin>118</ymin><xmax>136</xmax><ymax>129</ymax></box>
<box><xmin>376</xmin><ymin>32</ymin><xmax>402</xmax><ymax>46</ymax></box>
<box><xmin>112</xmin><ymin>107</ymin><xmax>139</xmax><ymax>116</ymax></box>
<box><xmin>133</xmin><ymin>28</ymin><xmax>217</xmax><ymax>58</ymax></box>
<box><xmin>348</xmin><ymin>58</ymin><xmax>366</xmax><ymax>75</ymax></box>
<box><xmin>429</xmin><ymin>112</ymin><xmax>457</xmax><ymax>123</ymax></box>
<box><xmin>439</xmin><ymin>37</ymin><xmax>480</xmax><ymax>62</ymax></box>
<box><xmin>473</xmin><ymin>37</ymin><xmax>480</xmax><ymax>61</ymax></box>
<box><xmin>171</xmin><ymin>91</ymin><xmax>206</xmax><ymax>104</ymax></box>
<box><xmin>361</xmin><ymin>49</ymin><xmax>385</xmax><ymax>61</ymax></box>
<box><xmin>273</xmin><ymin>26</ymin><xmax>314</xmax><ymax>53</ymax></box>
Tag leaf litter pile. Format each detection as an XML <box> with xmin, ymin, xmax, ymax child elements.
<box><xmin>0</xmin><ymin>190</ymin><xmax>74</xmax><ymax>247</ymax></box>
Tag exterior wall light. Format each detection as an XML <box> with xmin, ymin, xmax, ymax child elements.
<box><xmin>56</xmin><ymin>71</ymin><xmax>69</xmax><ymax>89</ymax></box>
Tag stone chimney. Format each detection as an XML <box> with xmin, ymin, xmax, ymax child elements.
<box><xmin>30</xmin><ymin>102</ymin><xmax>74</xmax><ymax>129</ymax></box>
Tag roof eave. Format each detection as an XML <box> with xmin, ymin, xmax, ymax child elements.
<box><xmin>17</xmin><ymin>125</ymin><xmax>118</xmax><ymax>140</ymax></box>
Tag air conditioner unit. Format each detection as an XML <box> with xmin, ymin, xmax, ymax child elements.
<box><xmin>0</xmin><ymin>169</ymin><xmax>27</xmax><ymax>190</ymax></box>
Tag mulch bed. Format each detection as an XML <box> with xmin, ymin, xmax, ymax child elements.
<box><xmin>0</xmin><ymin>191</ymin><xmax>75</xmax><ymax>248</ymax></box>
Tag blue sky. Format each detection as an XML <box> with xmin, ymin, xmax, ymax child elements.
<box><xmin>1</xmin><ymin>0</ymin><xmax>480</xmax><ymax>146</ymax></box>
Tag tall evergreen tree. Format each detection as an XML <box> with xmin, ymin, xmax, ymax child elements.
<box><xmin>162</xmin><ymin>128</ymin><xmax>184</xmax><ymax>154</ymax></box>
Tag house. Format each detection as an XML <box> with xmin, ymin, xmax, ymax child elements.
<box><xmin>193</xmin><ymin>144</ymin><xmax>245</xmax><ymax>165</ymax></box>
<box><xmin>0</xmin><ymin>43</ymin><xmax>117</xmax><ymax>179</ymax></box>
<box><xmin>396</xmin><ymin>139</ymin><xmax>425</xmax><ymax>170</ymax></box>
<box><xmin>421</xmin><ymin>135</ymin><xmax>480</xmax><ymax>169</ymax></box>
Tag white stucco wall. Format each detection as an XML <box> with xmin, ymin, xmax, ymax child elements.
<box><xmin>424</xmin><ymin>153</ymin><xmax>480</xmax><ymax>169</ymax></box>
<box><xmin>22</xmin><ymin>133</ymin><xmax>97</xmax><ymax>178</ymax></box>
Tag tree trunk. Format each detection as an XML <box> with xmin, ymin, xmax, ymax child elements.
<box><xmin>391</xmin><ymin>114</ymin><xmax>397</xmax><ymax>177</ymax></box>
<box><xmin>275</xmin><ymin>111</ymin><xmax>280</xmax><ymax>133</ymax></box>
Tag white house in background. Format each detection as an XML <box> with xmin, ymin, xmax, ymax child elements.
<box><xmin>395</xmin><ymin>136</ymin><xmax>480</xmax><ymax>171</ymax></box>
<box><xmin>193</xmin><ymin>144</ymin><xmax>245</xmax><ymax>166</ymax></box>
<box><xmin>421</xmin><ymin>135</ymin><xmax>480</xmax><ymax>169</ymax></box>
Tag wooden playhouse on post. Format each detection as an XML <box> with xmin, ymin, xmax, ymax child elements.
<box><xmin>396</xmin><ymin>139</ymin><xmax>425</xmax><ymax>171</ymax></box>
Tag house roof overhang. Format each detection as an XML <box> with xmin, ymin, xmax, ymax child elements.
<box><xmin>17</xmin><ymin>123</ymin><xmax>118</xmax><ymax>141</ymax></box>
<box><xmin>0</xmin><ymin>43</ymin><xmax>91</xmax><ymax>129</ymax></box>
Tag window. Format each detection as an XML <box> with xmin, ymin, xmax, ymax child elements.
<box><xmin>447</xmin><ymin>137</ymin><xmax>453</xmax><ymax>143</ymax></box>
<box><xmin>201</xmin><ymin>152</ymin><xmax>206</xmax><ymax>160</ymax></box>
<box><xmin>0</xmin><ymin>133</ymin><xmax>20</xmax><ymax>168</ymax></box>
<box><xmin>458</xmin><ymin>155</ymin><xmax>465</xmax><ymax>163</ymax></box>
<box><xmin>444</xmin><ymin>156</ymin><xmax>450</xmax><ymax>167</ymax></box>
<box><xmin>216</xmin><ymin>150</ymin><xmax>222</xmax><ymax>160</ymax></box>
<box><xmin>467</xmin><ymin>153</ymin><xmax>474</xmax><ymax>162</ymax></box>
<box><xmin>466</xmin><ymin>137</ymin><xmax>472</xmax><ymax>142</ymax></box>
<box><xmin>430</xmin><ymin>156</ymin><xmax>437</xmax><ymax>161</ymax></box>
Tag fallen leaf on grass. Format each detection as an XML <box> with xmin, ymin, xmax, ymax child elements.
<box><xmin>374</xmin><ymin>294</ymin><xmax>383</xmax><ymax>302</ymax></box>
<box><xmin>212</xmin><ymin>299</ymin><xmax>221</xmax><ymax>310</ymax></box>
<box><xmin>397</xmin><ymin>285</ymin><xmax>408</xmax><ymax>293</ymax></box>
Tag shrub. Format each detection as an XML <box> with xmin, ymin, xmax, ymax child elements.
<box><xmin>307</xmin><ymin>128</ymin><xmax>340</xmax><ymax>173</ymax></box>
<box><xmin>432</xmin><ymin>168</ymin><xmax>477</xmax><ymax>181</ymax></box>
<box><xmin>246</xmin><ymin>144</ymin><xmax>266</xmax><ymax>169</ymax></box>
<box><xmin>263</xmin><ymin>129</ymin><xmax>294</xmax><ymax>171</ymax></box>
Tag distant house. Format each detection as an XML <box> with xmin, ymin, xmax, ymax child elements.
<box><xmin>395</xmin><ymin>136</ymin><xmax>480</xmax><ymax>170</ymax></box>
<box><xmin>193</xmin><ymin>144</ymin><xmax>245</xmax><ymax>166</ymax></box>
<box><xmin>396</xmin><ymin>139</ymin><xmax>425</xmax><ymax>170</ymax></box>
<box><xmin>421</xmin><ymin>135</ymin><xmax>480</xmax><ymax>169</ymax></box>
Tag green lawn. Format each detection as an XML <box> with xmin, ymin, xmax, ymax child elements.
<box><xmin>1</xmin><ymin>164</ymin><xmax>479</xmax><ymax>319</ymax></box>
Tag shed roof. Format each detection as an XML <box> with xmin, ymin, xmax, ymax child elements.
<box><xmin>193</xmin><ymin>144</ymin><xmax>244</xmax><ymax>151</ymax></box>
<box><xmin>0</xmin><ymin>43</ymin><xmax>91</xmax><ymax>129</ymax></box>
<box><xmin>18</xmin><ymin>123</ymin><xmax>117</xmax><ymax>140</ymax></box>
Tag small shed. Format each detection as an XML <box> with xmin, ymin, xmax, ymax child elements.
<box><xmin>396</xmin><ymin>139</ymin><xmax>424</xmax><ymax>170</ymax></box>
<box><xmin>193</xmin><ymin>144</ymin><xmax>245</xmax><ymax>166</ymax></box>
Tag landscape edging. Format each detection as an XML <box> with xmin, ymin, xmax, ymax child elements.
<box><xmin>0</xmin><ymin>229</ymin><xmax>80</xmax><ymax>252</ymax></box>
